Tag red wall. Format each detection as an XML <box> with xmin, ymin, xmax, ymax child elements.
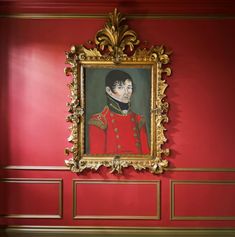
<box><xmin>1</xmin><ymin>0</ymin><xmax>235</xmax><ymax>231</ymax></box>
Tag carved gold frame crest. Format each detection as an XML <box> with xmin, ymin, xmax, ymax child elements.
<box><xmin>64</xmin><ymin>9</ymin><xmax>171</xmax><ymax>174</ymax></box>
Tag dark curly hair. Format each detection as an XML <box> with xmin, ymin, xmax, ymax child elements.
<box><xmin>105</xmin><ymin>70</ymin><xmax>134</xmax><ymax>92</ymax></box>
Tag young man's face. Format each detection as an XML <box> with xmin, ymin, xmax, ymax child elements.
<box><xmin>106</xmin><ymin>79</ymin><xmax>133</xmax><ymax>103</ymax></box>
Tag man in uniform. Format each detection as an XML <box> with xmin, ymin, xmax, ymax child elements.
<box><xmin>88</xmin><ymin>70</ymin><xmax>149</xmax><ymax>155</ymax></box>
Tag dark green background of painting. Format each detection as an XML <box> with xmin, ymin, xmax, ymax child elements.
<box><xmin>84</xmin><ymin>67</ymin><xmax>151</xmax><ymax>154</ymax></box>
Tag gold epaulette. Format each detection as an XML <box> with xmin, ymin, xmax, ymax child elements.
<box><xmin>88</xmin><ymin>107</ymin><xmax>108</xmax><ymax>130</ymax></box>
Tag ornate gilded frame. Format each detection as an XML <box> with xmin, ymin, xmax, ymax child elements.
<box><xmin>64</xmin><ymin>9</ymin><xmax>171</xmax><ymax>174</ymax></box>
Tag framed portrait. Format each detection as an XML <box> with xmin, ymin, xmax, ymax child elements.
<box><xmin>65</xmin><ymin>9</ymin><xmax>171</xmax><ymax>174</ymax></box>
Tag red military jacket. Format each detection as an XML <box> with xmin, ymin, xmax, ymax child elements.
<box><xmin>88</xmin><ymin>104</ymin><xmax>150</xmax><ymax>155</ymax></box>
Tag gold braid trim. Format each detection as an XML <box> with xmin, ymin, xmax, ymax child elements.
<box><xmin>88</xmin><ymin>116</ymin><xmax>107</xmax><ymax>130</ymax></box>
<box><xmin>138</xmin><ymin>116</ymin><xmax>146</xmax><ymax>130</ymax></box>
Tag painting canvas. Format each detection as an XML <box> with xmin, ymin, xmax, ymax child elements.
<box><xmin>84</xmin><ymin>67</ymin><xmax>151</xmax><ymax>156</ymax></box>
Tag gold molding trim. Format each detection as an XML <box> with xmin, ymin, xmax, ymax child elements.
<box><xmin>3</xmin><ymin>226</ymin><xmax>235</xmax><ymax>237</ymax></box>
<box><xmin>5</xmin><ymin>225</ymin><xmax>235</xmax><ymax>230</ymax></box>
<box><xmin>73</xmin><ymin>180</ymin><xmax>160</xmax><ymax>220</ymax></box>
<box><xmin>166</xmin><ymin>168</ymin><xmax>235</xmax><ymax>172</ymax></box>
<box><xmin>0</xmin><ymin>178</ymin><xmax>63</xmax><ymax>219</ymax></box>
<box><xmin>1</xmin><ymin>165</ymin><xmax>235</xmax><ymax>172</ymax></box>
<box><xmin>0</xmin><ymin>13</ymin><xmax>235</xmax><ymax>19</ymax></box>
<box><xmin>1</xmin><ymin>166</ymin><xmax>70</xmax><ymax>170</ymax></box>
<box><xmin>170</xmin><ymin>180</ymin><xmax>235</xmax><ymax>221</ymax></box>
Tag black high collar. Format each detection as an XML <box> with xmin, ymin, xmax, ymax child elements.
<box><xmin>106</xmin><ymin>94</ymin><xmax>131</xmax><ymax>115</ymax></box>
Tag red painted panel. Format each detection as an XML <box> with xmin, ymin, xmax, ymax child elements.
<box><xmin>0</xmin><ymin>2</ymin><xmax>235</xmax><ymax>229</ymax></box>
<box><xmin>0</xmin><ymin>179</ymin><xmax>61</xmax><ymax>217</ymax></box>
<box><xmin>74</xmin><ymin>181</ymin><xmax>159</xmax><ymax>218</ymax></box>
<box><xmin>0</xmin><ymin>19</ymin><xmax>235</xmax><ymax>168</ymax></box>
<box><xmin>1</xmin><ymin>18</ymin><xmax>235</xmax><ymax>169</ymax></box>
<box><xmin>1</xmin><ymin>171</ymin><xmax>235</xmax><ymax>227</ymax></box>
<box><xmin>173</xmin><ymin>182</ymin><xmax>235</xmax><ymax>218</ymax></box>
<box><xmin>0</xmin><ymin>18</ymin><xmax>105</xmax><ymax>167</ymax></box>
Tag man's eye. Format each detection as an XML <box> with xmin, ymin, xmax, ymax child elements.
<box><xmin>117</xmin><ymin>86</ymin><xmax>123</xmax><ymax>89</ymax></box>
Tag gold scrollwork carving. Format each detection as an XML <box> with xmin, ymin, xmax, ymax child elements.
<box><xmin>95</xmin><ymin>8</ymin><xmax>139</xmax><ymax>63</ymax></box>
<box><xmin>65</xmin><ymin>8</ymin><xmax>172</xmax><ymax>174</ymax></box>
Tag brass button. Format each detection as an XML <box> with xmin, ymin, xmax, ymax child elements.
<box><xmin>131</xmin><ymin>118</ymin><xmax>135</xmax><ymax>122</ymax></box>
<box><xmin>110</xmin><ymin>113</ymin><xmax>114</xmax><ymax>117</ymax></box>
<box><xmin>112</xmin><ymin>119</ymin><xmax>115</xmax><ymax>123</ymax></box>
<box><xmin>135</xmin><ymin>142</ymin><xmax>140</xmax><ymax>147</ymax></box>
<box><xmin>116</xmin><ymin>135</ymin><xmax>120</xmax><ymax>139</ymax></box>
<box><xmin>133</xmin><ymin>133</ymin><xmax>138</xmax><ymax>137</ymax></box>
<box><xmin>117</xmin><ymin>145</ymin><xmax>121</xmax><ymax>149</ymax></box>
<box><xmin>114</xmin><ymin>128</ymin><xmax>118</xmax><ymax>133</ymax></box>
<box><xmin>133</xmin><ymin>127</ymin><xmax>137</xmax><ymax>131</ymax></box>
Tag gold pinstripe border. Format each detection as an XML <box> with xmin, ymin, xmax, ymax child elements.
<box><xmin>73</xmin><ymin>180</ymin><xmax>160</xmax><ymax>220</ymax></box>
<box><xmin>170</xmin><ymin>180</ymin><xmax>235</xmax><ymax>220</ymax></box>
<box><xmin>0</xmin><ymin>178</ymin><xmax>63</xmax><ymax>219</ymax></box>
<box><xmin>0</xmin><ymin>13</ymin><xmax>235</xmax><ymax>19</ymax></box>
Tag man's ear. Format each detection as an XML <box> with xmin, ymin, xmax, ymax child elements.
<box><xmin>106</xmin><ymin>87</ymin><xmax>112</xmax><ymax>96</ymax></box>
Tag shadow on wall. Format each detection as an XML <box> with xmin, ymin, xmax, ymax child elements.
<box><xmin>165</xmin><ymin>52</ymin><xmax>181</xmax><ymax>170</ymax></box>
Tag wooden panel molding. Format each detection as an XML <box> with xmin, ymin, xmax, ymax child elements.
<box><xmin>73</xmin><ymin>180</ymin><xmax>160</xmax><ymax>220</ymax></box>
<box><xmin>0</xmin><ymin>178</ymin><xmax>63</xmax><ymax>219</ymax></box>
<box><xmin>170</xmin><ymin>180</ymin><xmax>235</xmax><ymax>220</ymax></box>
<box><xmin>2</xmin><ymin>226</ymin><xmax>235</xmax><ymax>237</ymax></box>
<box><xmin>1</xmin><ymin>13</ymin><xmax>235</xmax><ymax>19</ymax></box>
<box><xmin>2</xmin><ymin>166</ymin><xmax>235</xmax><ymax>172</ymax></box>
